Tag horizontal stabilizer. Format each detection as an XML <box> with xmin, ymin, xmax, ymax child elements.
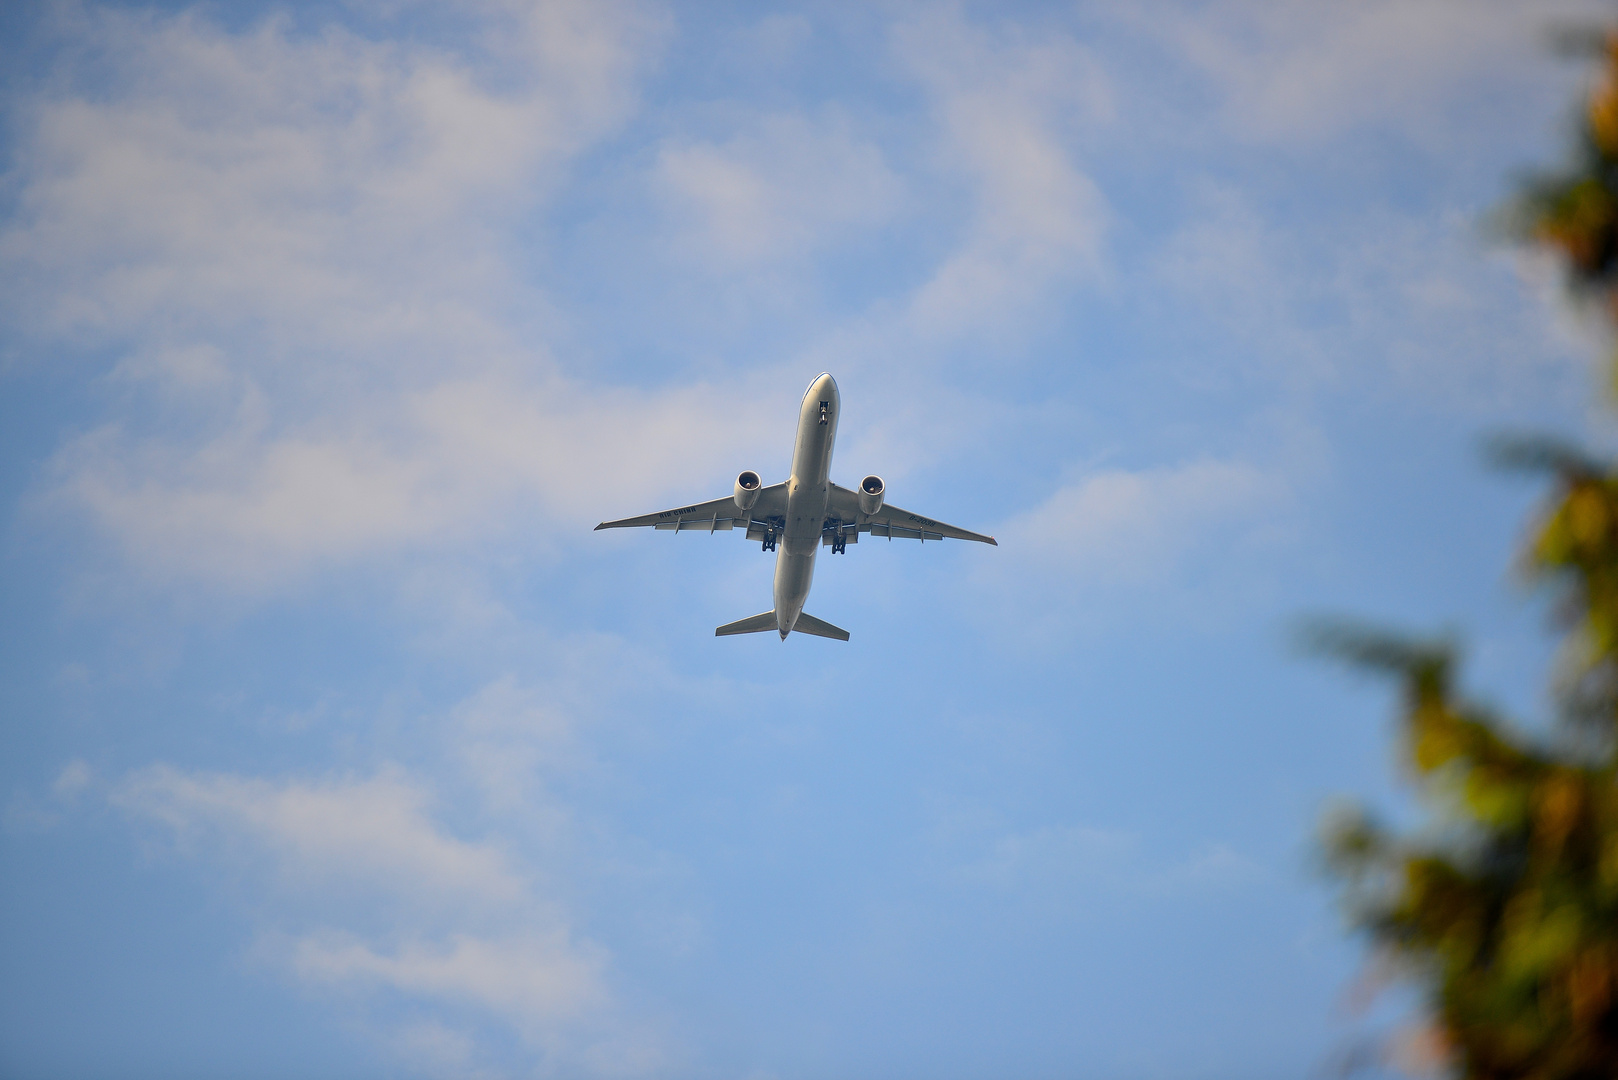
<box><xmin>716</xmin><ymin>611</ymin><xmax>778</xmax><ymax>637</ymax></box>
<box><xmin>791</xmin><ymin>612</ymin><xmax>850</xmax><ymax>641</ymax></box>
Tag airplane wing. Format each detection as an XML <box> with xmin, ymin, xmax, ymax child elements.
<box><xmin>826</xmin><ymin>483</ymin><xmax>997</xmax><ymax>545</ymax></box>
<box><xmin>595</xmin><ymin>484</ymin><xmax>788</xmax><ymax>533</ymax></box>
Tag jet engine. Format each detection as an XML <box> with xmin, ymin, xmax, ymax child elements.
<box><xmin>734</xmin><ymin>470</ymin><xmax>763</xmax><ymax>513</ymax></box>
<box><xmin>857</xmin><ymin>474</ymin><xmax>885</xmax><ymax>516</ymax></box>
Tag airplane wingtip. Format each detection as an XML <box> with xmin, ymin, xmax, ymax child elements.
<box><xmin>593</xmin><ymin>522</ymin><xmax>608</xmax><ymax>531</ymax></box>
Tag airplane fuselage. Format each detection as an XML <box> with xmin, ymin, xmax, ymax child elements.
<box><xmin>774</xmin><ymin>372</ymin><xmax>839</xmax><ymax>637</ymax></box>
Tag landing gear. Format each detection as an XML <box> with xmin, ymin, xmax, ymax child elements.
<box><xmin>762</xmin><ymin>531</ymin><xmax>777</xmax><ymax>553</ymax></box>
<box><xmin>818</xmin><ymin>400</ymin><xmax>830</xmax><ymax>425</ymax></box>
<box><xmin>831</xmin><ymin>530</ymin><xmax>847</xmax><ymax>555</ymax></box>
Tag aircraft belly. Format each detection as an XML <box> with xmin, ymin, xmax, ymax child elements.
<box><xmin>773</xmin><ymin>548</ymin><xmax>816</xmax><ymax>628</ymax></box>
<box><xmin>783</xmin><ymin>481</ymin><xmax>828</xmax><ymax>552</ymax></box>
<box><xmin>778</xmin><ymin>373</ymin><xmax>839</xmax><ymax>635</ymax></box>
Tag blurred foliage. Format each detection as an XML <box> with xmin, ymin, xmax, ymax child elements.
<box><xmin>1320</xmin><ymin>31</ymin><xmax>1618</xmax><ymax>1080</ymax></box>
<box><xmin>1511</xmin><ymin>30</ymin><xmax>1618</xmax><ymax>376</ymax></box>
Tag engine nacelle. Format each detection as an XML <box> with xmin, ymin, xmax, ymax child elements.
<box><xmin>857</xmin><ymin>474</ymin><xmax>885</xmax><ymax>517</ymax></box>
<box><xmin>734</xmin><ymin>470</ymin><xmax>763</xmax><ymax>513</ymax></box>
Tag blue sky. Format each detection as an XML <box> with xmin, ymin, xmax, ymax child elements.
<box><xmin>1</xmin><ymin>1</ymin><xmax>1613</xmax><ymax>1077</ymax></box>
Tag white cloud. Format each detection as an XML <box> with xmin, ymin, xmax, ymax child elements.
<box><xmin>4</xmin><ymin>0</ymin><xmax>1597</xmax><ymax>598</ymax></box>
<box><xmin>451</xmin><ymin>675</ymin><xmax>581</xmax><ymax>819</ymax></box>
<box><xmin>3</xmin><ymin>3</ymin><xmax>645</xmax><ymax>355</ymax></box>
<box><xmin>949</xmin><ymin>821</ymin><xmax>1263</xmax><ymax>904</ymax></box>
<box><xmin>113</xmin><ymin>764</ymin><xmax>527</xmax><ymax>907</ymax></box>
<box><xmin>958</xmin><ymin>823</ymin><xmax>1136</xmax><ymax>888</ymax></box>
<box><xmin>1004</xmin><ymin>457</ymin><xmax>1279</xmax><ymax>586</ymax></box>
<box><xmin>1151</xmin><ymin>0</ymin><xmax>1608</xmax><ymax>143</ymax></box>
<box><xmin>113</xmin><ymin>759</ymin><xmax>646</xmax><ymax>1072</ymax></box>
<box><xmin>385</xmin><ymin>1019</ymin><xmax>488</xmax><ymax>1080</ymax></box>
<box><xmin>963</xmin><ymin>455</ymin><xmax>1295</xmax><ymax>645</ymax></box>
<box><xmin>51</xmin><ymin>759</ymin><xmax>94</xmax><ymax>802</ymax></box>
<box><xmin>893</xmin><ymin>9</ymin><xmax>1113</xmax><ymax>336</ymax></box>
<box><xmin>3</xmin><ymin>759</ymin><xmax>99</xmax><ymax>834</ymax></box>
<box><xmin>4</xmin><ymin>3</ymin><xmax>766</xmax><ymax>591</ymax></box>
<box><xmin>1154</xmin><ymin>186</ymin><xmax>1589</xmax><ymax>412</ymax></box>
<box><xmin>657</xmin><ymin>111</ymin><xmax>902</xmax><ymax>265</ymax></box>
<box><xmin>292</xmin><ymin>930</ymin><xmax>607</xmax><ymax>1022</ymax></box>
<box><xmin>1163</xmin><ymin>842</ymin><xmax>1262</xmax><ymax>892</ymax></box>
<box><xmin>46</xmin><ymin>374</ymin><xmax>772</xmax><ymax>588</ymax></box>
<box><xmin>1147</xmin><ymin>186</ymin><xmax>1331</xmax><ymax>388</ymax></box>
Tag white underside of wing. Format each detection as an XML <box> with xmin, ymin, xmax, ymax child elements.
<box><xmin>654</xmin><ymin>517</ymin><xmax>739</xmax><ymax>532</ymax></box>
<box><xmin>596</xmin><ymin>483</ymin><xmax>788</xmax><ymax>532</ymax></box>
<box><xmin>825</xmin><ymin>483</ymin><xmax>996</xmax><ymax>545</ymax></box>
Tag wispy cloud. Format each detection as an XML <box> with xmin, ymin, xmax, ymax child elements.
<box><xmin>4</xmin><ymin>3</ymin><xmax>1605</xmax><ymax>1074</ymax></box>
<box><xmin>112</xmin><ymin>760</ymin><xmax>651</xmax><ymax>1074</ymax></box>
<box><xmin>45</xmin><ymin>375</ymin><xmax>774</xmax><ymax>588</ymax></box>
<box><xmin>4</xmin><ymin>3</ymin><xmax>649</xmax><ymax>353</ymax></box>
<box><xmin>1145</xmin><ymin>0</ymin><xmax>1606</xmax><ymax>143</ymax></box>
<box><xmin>291</xmin><ymin>930</ymin><xmax>607</xmax><ymax>1023</ymax></box>
<box><xmin>114</xmin><ymin>764</ymin><xmax>527</xmax><ymax>905</ymax></box>
<box><xmin>892</xmin><ymin>9</ymin><xmax>1113</xmax><ymax>338</ymax></box>
<box><xmin>1003</xmin><ymin>457</ymin><xmax>1282</xmax><ymax>582</ymax></box>
<box><xmin>946</xmin><ymin>819</ymin><xmax>1264</xmax><ymax>904</ymax></box>
<box><xmin>1145</xmin><ymin>183</ymin><xmax>1586</xmax><ymax>410</ymax></box>
<box><xmin>1</xmin><ymin>4</ymin><xmax>796</xmax><ymax>590</ymax></box>
<box><xmin>656</xmin><ymin>110</ymin><xmax>902</xmax><ymax>266</ymax></box>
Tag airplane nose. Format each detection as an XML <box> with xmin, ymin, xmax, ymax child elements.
<box><xmin>810</xmin><ymin>373</ymin><xmax>839</xmax><ymax>407</ymax></box>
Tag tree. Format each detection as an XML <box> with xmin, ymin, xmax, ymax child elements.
<box><xmin>1321</xmin><ymin>32</ymin><xmax>1618</xmax><ymax>1080</ymax></box>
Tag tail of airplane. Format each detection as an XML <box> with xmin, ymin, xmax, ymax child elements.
<box><xmin>715</xmin><ymin>611</ymin><xmax>777</xmax><ymax>637</ymax></box>
<box><xmin>792</xmin><ymin>612</ymin><xmax>850</xmax><ymax>640</ymax></box>
<box><xmin>715</xmin><ymin>610</ymin><xmax>850</xmax><ymax>641</ymax></box>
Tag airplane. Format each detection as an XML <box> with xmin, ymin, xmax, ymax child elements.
<box><xmin>595</xmin><ymin>373</ymin><xmax>997</xmax><ymax>640</ymax></box>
